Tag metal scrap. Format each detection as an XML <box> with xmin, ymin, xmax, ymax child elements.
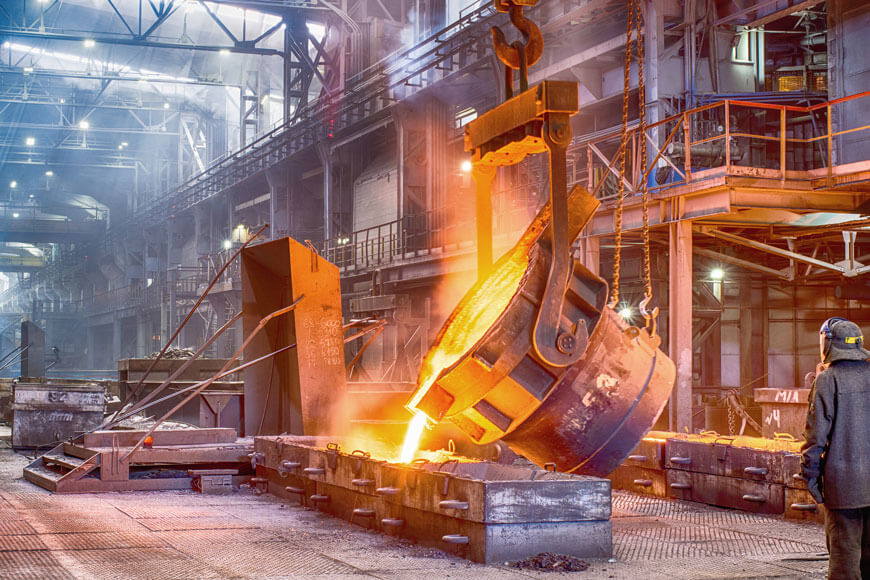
<box><xmin>147</xmin><ymin>348</ymin><xmax>196</xmax><ymax>359</ymax></box>
<box><xmin>511</xmin><ymin>552</ymin><xmax>590</xmax><ymax>572</ymax></box>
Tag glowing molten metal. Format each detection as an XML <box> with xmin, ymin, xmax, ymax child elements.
<box><xmin>398</xmin><ymin>411</ymin><xmax>429</xmax><ymax>463</ymax></box>
<box><xmin>399</xmin><ymin>184</ymin><xmax>676</xmax><ymax>476</ymax></box>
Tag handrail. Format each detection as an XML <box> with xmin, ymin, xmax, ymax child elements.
<box><xmin>583</xmin><ymin>91</ymin><xmax>870</xmax><ymax>196</ymax></box>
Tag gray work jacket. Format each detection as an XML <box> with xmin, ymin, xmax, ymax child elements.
<box><xmin>801</xmin><ymin>359</ymin><xmax>870</xmax><ymax>509</ymax></box>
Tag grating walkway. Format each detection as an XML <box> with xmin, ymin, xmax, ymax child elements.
<box><xmin>0</xmin><ymin>443</ymin><xmax>827</xmax><ymax>579</ymax></box>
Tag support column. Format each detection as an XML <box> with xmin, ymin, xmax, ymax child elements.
<box><xmin>581</xmin><ymin>236</ymin><xmax>600</xmax><ymax>276</ymax></box>
<box><xmin>87</xmin><ymin>326</ymin><xmax>96</xmax><ymax>369</ymax></box>
<box><xmin>136</xmin><ymin>314</ymin><xmax>149</xmax><ymax>358</ymax></box>
<box><xmin>112</xmin><ymin>316</ymin><xmax>122</xmax><ymax>368</ymax></box>
<box><xmin>265</xmin><ymin>168</ymin><xmax>287</xmax><ymax>240</ymax></box>
<box><xmin>167</xmin><ymin>268</ymin><xmax>177</xmax><ymax>348</ymax></box>
<box><xmin>317</xmin><ymin>144</ymin><xmax>332</xmax><ymax>240</ymax></box>
<box><xmin>668</xmin><ymin>220</ymin><xmax>692</xmax><ymax>432</ymax></box>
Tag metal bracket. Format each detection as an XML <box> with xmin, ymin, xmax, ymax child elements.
<box><xmin>465</xmin><ymin>81</ymin><xmax>586</xmax><ymax>368</ymax></box>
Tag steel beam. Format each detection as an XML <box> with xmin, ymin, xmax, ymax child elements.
<box><xmin>693</xmin><ymin>246</ymin><xmax>792</xmax><ymax>280</ymax></box>
<box><xmin>699</xmin><ymin>228</ymin><xmax>845</xmax><ymax>274</ymax></box>
<box><xmin>0</xmin><ymin>29</ymin><xmax>283</xmax><ymax>56</ymax></box>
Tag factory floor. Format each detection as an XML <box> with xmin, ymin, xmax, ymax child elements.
<box><xmin>0</xmin><ymin>429</ymin><xmax>827</xmax><ymax>579</ymax></box>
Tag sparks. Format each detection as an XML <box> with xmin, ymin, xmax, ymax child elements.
<box><xmin>399</xmin><ymin>412</ymin><xmax>429</xmax><ymax>463</ymax></box>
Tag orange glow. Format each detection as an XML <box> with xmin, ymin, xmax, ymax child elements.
<box><xmin>398</xmin><ymin>411</ymin><xmax>429</xmax><ymax>463</ymax></box>
<box><xmin>407</xmin><ymin>199</ymin><xmax>550</xmax><ymax>417</ymax></box>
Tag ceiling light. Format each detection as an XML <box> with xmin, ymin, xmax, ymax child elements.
<box><xmin>79</xmin><ymin>120</ymin><xmax>89</xmax><ymax>129</ymax></box>
<box><xmin>9</xmin><ymin>181</ymin><xmax>17</xmax><ymax>189</ymax></box>
<box><xmin>25</xmin><ymin>137</ymin><xmax>35</xmax><ymax>146</ymax></box>
<box><xmin>83</xmin><ymin>39</ymin><xmax>95</xmax><ymax>48</ymax></box>
<box><xmin>710</xmin><ymin>267</ymin><xmax>724</xmax><ymax>281</ymax></box>
<box><xmin>23</xmin><ymin>66</ymin><xmax>33</xmax><ymax>73</ymax></box>
<box><xmin>222</xmin><ymin>240</ymin><xmax>232</xmax><ymax>250</ymax></box>
<box><xmin>59</xmin><ymin>98</ymin><xmax>65</xmax><ymax>104</ymax></box>
<box><xmin>163</xmin><ymin>102</ymin><xmax>170</xmax><ymax>109</ymax></box>
<box><xmin>121</xmin><ymin>142</ymin><xmax>128</xmax><ymax>147</ymax></box>
<box><xmin>460</xmin><ymin>160</ymin><xmax>472</xmax><ymax>173</ymax></box>
<box><xmin>618</xmin><ymin>306</ymin><xmax>632</xmax><ymax>320</ymax></box>
<box><xmin>45</xmin><ymin>170</ymin><xmax>53</xmax><ymax>176</ymax></box>
<box><xmin>28</xmin><ymin>194</ymin><xmax>34</xmax><ymax>199</ymax></box>
<box><xmin>12</xmin><ymin>213</ymin><xmax>19</xmax><ymax>218</ymax></box>
<box><xmin>219</xmin><ymin>48</ymin><xmax>230</xmax><ymax>56</ymax></box>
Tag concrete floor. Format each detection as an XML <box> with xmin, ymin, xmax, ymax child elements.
<box><xmin>0</xmin><ymin>430</ymin><xmax>828</xmax><ymax>579</ymax></box>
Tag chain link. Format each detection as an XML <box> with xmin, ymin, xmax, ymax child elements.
<box><xmin>635</xmin><ymin>1</ymin><xmax>652</xmax><ymax>308</ymax></box>
<box><xmin>727</xmin><ymin>403</ymin><xmax>736</xmax><ymax>437</ymax></box>
<box><xmin>609</xmin><ymin>0</ymin><xmax>655</xmax><ymax>326</ymax></box>
<box><xmin>608</xmin><ymin>0</ymin><xmax>635</xmax><ymax>308</ymax></box>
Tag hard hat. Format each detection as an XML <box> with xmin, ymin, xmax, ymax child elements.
<box><xmin>819</xmin><ymin>317</ymin><xmax>870</xmax><ymax>362</ymax></box>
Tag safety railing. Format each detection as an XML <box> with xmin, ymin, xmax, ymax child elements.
<box><xmin>0</xmin><ymin>201</ymin><xmax>108</xmax><ymax>223</ymax></box>
<box><xmin>83</xmin><ymin>282</ymin><xmax>163</xmax><ymax>315</ymax></box>
<box><xmin>582</xmin><ymin>90</ymin><xmax>870</xmax><ymax>199</ymax></box>
<box><xmin>322</xmin><ymin>198</ymin><xmax>538</xmax><ymax>271</ymax></box>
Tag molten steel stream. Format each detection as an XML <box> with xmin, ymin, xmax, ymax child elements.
<box><xmin>398</xmin><ymin>412</ymin><xmax>429</xmax><ymax>463</ymax></box>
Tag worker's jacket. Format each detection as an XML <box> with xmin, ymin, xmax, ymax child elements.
<box><xmin>801</xmin><ymin>359</ymin><xmax>870</xmax><ymax>509</ymax></box>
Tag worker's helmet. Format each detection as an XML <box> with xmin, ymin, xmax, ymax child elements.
<box><xmin>819</xmin><ymin>317</ymin><xmax>870</xmax><ymax>363</ymax></box>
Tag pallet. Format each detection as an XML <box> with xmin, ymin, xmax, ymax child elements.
<box><xmin>23</xmin><ymin>428</ymin><xmax>253</xmax><ymax>493</ymax></box>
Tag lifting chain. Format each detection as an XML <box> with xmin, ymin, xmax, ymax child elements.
<box><xmin>491</xmin><ymin>0</ymin><xmax>544</xmax><ymax>99</ymax></box>
<box><xmin>608</xmin><ymin>0</ymin><xmax>658</xmax><ymax>334</ymax></box>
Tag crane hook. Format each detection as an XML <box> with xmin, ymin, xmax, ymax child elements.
<box><xmin>491</xmin><ymin>0</ymin><xmax>543</xmax><ymax>94</ymax></box>
<box><xmin>639</xmin><ymin>294</ymin><xmax>659</xmax><ymax>336</ymax></box>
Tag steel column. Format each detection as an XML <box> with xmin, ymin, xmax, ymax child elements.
<box><xmin>668</xmin><ymin>219</ymin><xmax>692</xmax><ymax>432</ymax></box>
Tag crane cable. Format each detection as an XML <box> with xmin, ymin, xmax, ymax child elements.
<box><xmin>608</xmin><ymin>0</ymin><xmax>657</xmax><ymax>333</ymax></box>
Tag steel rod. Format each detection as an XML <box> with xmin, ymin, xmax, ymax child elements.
<box><xmin>103</xmin><ymin>311</ymin><xmax>243</xmax><ymax>429</ymax></box>
<box><xmin>122</xmin><ymin>294</ymin><xmax>305</xmax><ymax>462</ymax></box>
<box><xmin>121</xmin><ymin>223</ymin><xmax>268</xmax><ymax>407</ymax></box>
<box><xmin>107</xmin><ymin>317</ymin><xmax>385</xmax><ymax>443</ymax></box>
<box><xmin>102</xmin><ymin>343</ymin><xmax>299</xmax><ymax>429</ymax></box>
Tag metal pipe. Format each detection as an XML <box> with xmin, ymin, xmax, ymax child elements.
<box><xmin>0</xmin><ymin>344</ymin><xmax>23</xmax><ymax>368</ymax></box>
<box><xmin>0</xmin><ymin>344</ymin><xmax>28</xmax><ymax>372</ymax></box>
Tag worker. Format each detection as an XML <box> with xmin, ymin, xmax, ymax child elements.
<box><xmin>802</xmin><ymin>317</ymin><xmax>870</xmax><ymax>580</ymax></box>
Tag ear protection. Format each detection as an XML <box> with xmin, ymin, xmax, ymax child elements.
<box><xmin>820</xmin><ymin>317</ymin><xmax>848</xmax><ymax>339</ymax></box>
